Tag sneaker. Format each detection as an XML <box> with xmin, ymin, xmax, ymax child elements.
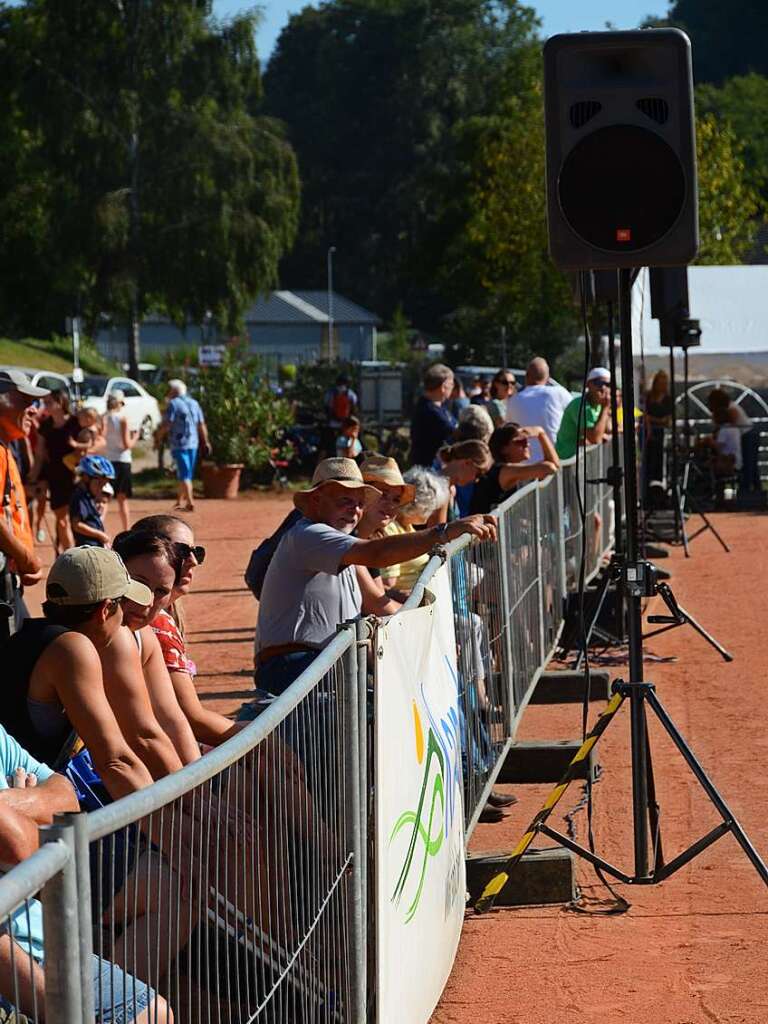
<box><xmin>36</xmin><ymin>529</ymin><xmax>46</xmax><ymax>543</ymax></box>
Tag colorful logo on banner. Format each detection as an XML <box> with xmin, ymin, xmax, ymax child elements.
<box><xmin>389</xmin><ymin>662</ymin><xmax>462</xmax><ymax>923</ymax></box>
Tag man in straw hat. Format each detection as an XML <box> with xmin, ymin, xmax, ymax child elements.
<box><xmin>250</xmin><ymin>456</ymin><xmax>497</xmax><ymax>701</ymax></box>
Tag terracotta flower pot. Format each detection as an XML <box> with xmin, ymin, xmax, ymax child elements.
<box><xmin>200</xmin><ymin>462</ymin><xmax>243</xmax><ymax>499</ymax></box>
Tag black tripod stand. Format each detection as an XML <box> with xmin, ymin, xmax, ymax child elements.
<box><xmin>644</xmin><ymin>332</ymin><xmax>730</xmax><ymax>556</ymax></box>
<box><xmin>475</xmin><ymin>269</ymin><xmax>766</xmax><ymax>913</ymax></box>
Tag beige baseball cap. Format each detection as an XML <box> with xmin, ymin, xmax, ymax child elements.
<box><xmin>46</xmin><ymin>547</ymin><xmax>152</xmax><ymax>606</ymax></box>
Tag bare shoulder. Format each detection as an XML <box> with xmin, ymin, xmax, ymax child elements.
<box><xmin>100</xmin><ymin>625</ymin><xmax>142</xmax><ymax>670</ymax></box>
<box><xmin>37</xmin><ymin>630</ymin><xmax>100</xmax><ymax>668</ymax></box>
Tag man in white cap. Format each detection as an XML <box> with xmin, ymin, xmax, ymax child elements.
<box><xmin>248</xmin><ymin>456</ymin><xmax>497</xmax><ymax>701</ymax></box>
<box><xmin>555</xmin><ymin>366</ymin><xmax>612</xmax><ymax>460</ymax></box>
<box><xmin>0</xmin><ymin>370</ymin><xmax>51</xmax><ymax>630</ymax></box>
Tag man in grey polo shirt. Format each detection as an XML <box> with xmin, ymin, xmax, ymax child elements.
<box><xmin>248</xmin><ymin>457</ymin><xmax>497</xmax><ymax>705</ymax></box>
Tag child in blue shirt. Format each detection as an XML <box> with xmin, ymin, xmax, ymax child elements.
<box><xmin>69</xmin><ymin>454</ymin><xmax>115</xmax><ymax>547</ymax></box>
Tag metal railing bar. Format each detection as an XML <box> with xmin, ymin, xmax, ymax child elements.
<box><xmin>87</xmin><ymin>629</ymin><xmax>355</xmax><ymax>840</ymax></box>
<box><xmin>0</xmin><ymin>841</ymin><xmax>70</xmax><ymax>919</ymax></box>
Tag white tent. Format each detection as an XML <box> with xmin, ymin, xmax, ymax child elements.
<box><xmin>631</xmin><ymin>265</ymin><xmax>768</xmax><ymax>355</ymax></box>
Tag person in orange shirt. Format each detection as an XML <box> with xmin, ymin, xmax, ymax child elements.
<box><xmin>0</xmin><ymin>370</ymin><xmax>50</xmax><ymax>630</ymax></box>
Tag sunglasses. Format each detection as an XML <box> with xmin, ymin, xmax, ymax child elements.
<box><xmin>175</xmin><ymin>542</ymin><xmax>206</xmax><ymax>565</ymax></box>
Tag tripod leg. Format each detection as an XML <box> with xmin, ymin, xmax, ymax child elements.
<box><xmin>686</xmin><ymin>494</ymin><xmax>731</xmax><ymax>553</ymax></box>
<box><xmin>656</xmin><ymin>583</ymin><xmax>733</xmax><ymax>662</ymax></box>
<box><xmin>644</xmin><ymin>687</ymin><xmax>768</xmax><ymax>887</ymax></box>
<box><xmin>644</xmin><ymin>729</ymin><xmax>664</xmax><ymax>870</ymax></box>
<box><xmin>474</xmin><ymin>691</ymin><xmax>626</xmax><ymax>913</ymax></box>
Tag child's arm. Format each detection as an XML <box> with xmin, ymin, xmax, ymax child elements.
<box><xmin>71</xmin><ymin>519</ymin><xmax>110</xmax><ymax>545</ymax></box>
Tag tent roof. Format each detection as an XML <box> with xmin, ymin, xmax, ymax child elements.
<box><xmin>632</xmin><ymin>265</ymin><xmax>768</xmax><ymax>355</ymax></box>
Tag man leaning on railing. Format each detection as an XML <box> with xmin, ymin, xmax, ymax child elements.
<box><xmin>0</xmin><ymin>722</ymin><xmax>172</xmax><ymax>1023</ymax></box>
<box><xmin>239</xmin><ymin>457</ymin><xmax>498</xmax><ymax>719</ymax></box>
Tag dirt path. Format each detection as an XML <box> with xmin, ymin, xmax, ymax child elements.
<box><xmin>431</xmin><ymin>512</ymin><xmax>768</xmax><ymax>1024</ymax></box>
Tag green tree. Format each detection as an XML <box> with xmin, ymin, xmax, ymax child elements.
<box><xmin>667</xmin><ymin>0</ymin><xmax>768</xmax><ymax>85</ymax></box>
<box><xmin>0</xmin><ymin>1</ymin><xmax>299</xmax><ymax>373</ymax></box>
<box><xmin>696</xmin><ymin>74</ymin><xmax>768</xmax><ymax>198</ymax></box>
<box><xmin>695</xmin><ymin>112</ymin><xmax>765</xmax><ymax>264</ymax></box>
<box><xmin>264</xmin><ymin>0</ymin><xmax>543</xmax><ymax>335</ymax></box>
<box><xmin>434</xmin><ymin>91</ymin><xmax>577</xmax><ymax>365</ymax></box>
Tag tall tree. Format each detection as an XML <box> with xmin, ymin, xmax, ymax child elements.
<box><xmin>264</xmin><ymin>0</ymin><xmax>544</xmax><ymax>341</ymax></box>
<box><xmin>667</xmin><ymin>0</ymin><xmax>768</xmax><ymax>84</ymax></box>
<box><xmin>694</xmin><ymin>112</ymin><xmax>764</xmax><ymax>264</ymax></box>
<box><xmin>696</xmin><ymin>74</ymin><xmax>768</xmax><ymax>199</ymax></box>
<box><xmin>0</xmin><ymin>1</ymin><xmax>299</xmax><ymax>371</ymax></box>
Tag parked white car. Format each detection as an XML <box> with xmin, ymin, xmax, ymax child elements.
<box><xmin>79</xmin><ymin>375</ymin><xmax>161</xmax><ymax>440</ymax></box>
<box><xmin>0</xmin><ymin>366</ymin><xmax>72</xmax><ymax>397</ymax></box>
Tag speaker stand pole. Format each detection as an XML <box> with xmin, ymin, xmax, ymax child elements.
<box><xmin>668</xmin><ymin>344</ymin><xmax>689</xmax><ymax>555</ymax></box>
<box><xmin>473</xmin><ymin>267</ymin><xmax>767</xmax><ymax>914</ymax></box>
<box><xmin>574</xmin><ymin>298</ymin><xmax>625</xmax><ymax>669</ymax></box>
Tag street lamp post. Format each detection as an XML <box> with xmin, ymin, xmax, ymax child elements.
<box><xmin>327</xmin><ymin>246</ymin><xmax>336</xmax><ymax>361</ymax></box>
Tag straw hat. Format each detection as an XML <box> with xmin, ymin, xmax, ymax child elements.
<box><xmin>360</xmin><ymin>454</ymin><xmax>415</xmax><ymax>506</ymax></box>
<box><xmin>294</xmin><ymin>458</ymin><xmax>381</xmax><ymax>515</ymax></box>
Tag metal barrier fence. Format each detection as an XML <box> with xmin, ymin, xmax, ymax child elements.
<box><xmin>0</xmin><ymin>626</ymin><xmax>366</xmax><ymax>1024</ymax></box>
<box><xmin>404</xmin><ymin>444</ymin><xmax>617</xmax><ymax>832</ymax></box>
<box><xmin>0</xmin><ymin>445</ymin><xmax>620</xmax><ymax>1023</ymax></box>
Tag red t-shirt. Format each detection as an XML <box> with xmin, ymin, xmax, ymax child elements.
<box><xmin>151</xmin><ymin>609</ymin><xmax>196</xmax><ymax>676</ymax></box>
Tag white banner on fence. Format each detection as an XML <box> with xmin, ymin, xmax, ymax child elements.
<box><xmin>375</xmin><ymin>563</ymin><xmax>466</xmax><ymax>1024</ymax></box>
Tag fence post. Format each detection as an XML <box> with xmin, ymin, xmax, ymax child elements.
<box><xmin>61</xmin><ymin>812</ymin><xmax>96</xmax><ymax>1024</ymax></box>
<box><xmin>534</xmin><ymin>485</ymin><xmax>546</xmax><ymax>666</ymax></box>
<box><xmin>556</xmin><ymin>467</ymin><xmax>567</xmax><ymax>606</ymax></box>
<box><xmin>39</xmin><ymin>821</ymin><xmax>84</xmax><ymax>1024</ymax></box>
<box><xmin>342</xmin><ymin>621</ymin><xmax>366</xmax><ymax>1023</ymax></box>
<box><xmin>496</xmin><ymin>507</ymin><xmax>516</xmax><ymax>731</ymax></box>
<box><xmin>356</xmin><ymin>617</ymin><xmax>370</xmax><ymax>980</ymax></box>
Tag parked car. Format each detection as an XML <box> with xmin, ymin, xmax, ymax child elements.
<box><xmin>79</xmin><ymin>375</ymin><xmax>161</xmax><ymax>440</ymax></box>
<box><xmin>0</xmin><ymin>366</ymin><xmax>72</xmax><ymax>397</ymax></box>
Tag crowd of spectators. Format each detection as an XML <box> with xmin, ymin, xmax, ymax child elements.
<box><xmin>1</xmin><ymin>349</ymin><xmax>743</xmax><ymax>1019</ymax></box>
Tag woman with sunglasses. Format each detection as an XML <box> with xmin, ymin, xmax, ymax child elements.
<box><xmin>487</xmin><ymin>370</ymin><xmax>518</xmax><ymax>427</ymax></box>
<box><xmin>470</xmin><ymin>423</ymin><xmax>560</xmax><ymax>514</ymax></box>
<box><xmin>132</xmin><ymin>514</ymin><xmax>246</xmax><ymax>746</ymax></box>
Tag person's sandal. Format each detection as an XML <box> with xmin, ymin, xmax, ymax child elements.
<box><xmin>478</xmin><ymin>805</ymin><xmax>506</xmax><ymax>824</ymax></box>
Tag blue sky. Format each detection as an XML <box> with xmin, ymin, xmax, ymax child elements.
<box><xmin>213</xmin><ymin>0</ymin><xmax>668</xmax><ymax>63</ymax></box>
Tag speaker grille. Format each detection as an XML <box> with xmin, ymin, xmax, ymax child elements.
<box><xmin>637</xmin><ymin>97</ymin><xmax>669</xmax><ymax>124</ymax></box>
<box><xmin>558</xmin><ymin>125</ymin><xmax>686</xmax><ymax>253</ymax></box>
<box><xmin>569</xmin><ymin>100</ymin><xmax>602</xmax><ymax>129</ymax></box>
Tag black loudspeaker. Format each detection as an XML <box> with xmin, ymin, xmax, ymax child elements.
<box><xmin>543</xmin><ymin>30</ymin><xmax>698</xmax><ymax>271</ymax></box>
<box><xmin>649</xmin><ymin>266</ymin><xmax>700</xmax><ymax>347</ymax></box>
<box><xmin>649</xmin><ymin>266</ymin><xmax>689</xmax><ymax>320</ymax></box>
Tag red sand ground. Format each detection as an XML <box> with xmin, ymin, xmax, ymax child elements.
<box><xmin>432</xmin><ymin>513</ymin><xmax>768</xmax><ymax>1024</ymax></box>
<box><xmin>26</xmin><ymin>499</ymin><xmax>768</xmax><ymax>1022</ymax></box>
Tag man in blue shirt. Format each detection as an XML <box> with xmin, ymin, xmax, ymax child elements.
<box><xmin>156</xmin><ymin>379</ymin><xmax>211</xmax><ymax>513</ymax></box>
<box><xmin>409</xmin><ymin>363</ymin><xmax>457</xmax><ymax>467</ymax></box>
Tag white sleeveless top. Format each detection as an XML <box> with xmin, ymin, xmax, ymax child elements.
<box><xmin>105</xmin><ymin>413</ymin><xmax>131</xmax><ymax>463</ymax></box>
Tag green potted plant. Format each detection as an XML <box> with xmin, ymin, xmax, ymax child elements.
<box><xmin>194</xmin><ymin>348</ymin><xmax>293</xmax><ymax>498</ymax></box>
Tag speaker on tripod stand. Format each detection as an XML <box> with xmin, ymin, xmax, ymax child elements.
<box><xmin>477</xmin><ymin>30</ymin><xmax>765</xmax><ymax>911</ymax></box>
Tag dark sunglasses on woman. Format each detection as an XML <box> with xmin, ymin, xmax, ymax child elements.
<box><xmin>175</xmin><ymin>542</ymin><xmax>206</xmax><ymax>565</ymax></box>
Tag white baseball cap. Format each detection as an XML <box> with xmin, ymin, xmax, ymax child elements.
<box><xmin>586</xmin><ymin>367</ymin><xmax>611</xmax><ymax>384</ymax></box>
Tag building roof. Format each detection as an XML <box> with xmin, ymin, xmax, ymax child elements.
<box><xmin>244</xmin><ymin>290</ymin><xmax>381</xmax><ymax>326</ymax></box>
<box><xmin>132</xmin><ymin>290</ymin><xmax>381</xmax><ymax>328</ymax></box>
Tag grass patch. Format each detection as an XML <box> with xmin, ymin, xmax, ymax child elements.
<box><xmin>132</xmin><ymin>466</ymin><xmax>188</xmax><ymax>500</ymax></box>
<box><xmin>0</xmin><ymin>336</ymin><xmax>121</xmax><ymax>376</ymax></box>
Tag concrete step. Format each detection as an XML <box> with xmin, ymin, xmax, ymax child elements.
<box><xmin>496</xmin><ymin>739</ymin><xmax>595</xmax><ymax>784</ymax></box>
<box><xmin>466</xmin><ymin>847</ymin><xmax>575</xmax><ymax>907</ymax></box>
<box><xmin>530</xmin><ymin>669</ymin><xmax>611</xmax><ymax>705</ymax></box>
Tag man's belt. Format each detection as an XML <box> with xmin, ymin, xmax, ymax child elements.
<box><xmin>255</xmin><ymin>642</ymin><xmax>318</xmax><ymax>668</ymax></box>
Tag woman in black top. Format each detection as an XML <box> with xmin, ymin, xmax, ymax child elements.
<box><xmin>29</xmin><ymin>389</ymin><xmax>80</xmax><ymax>551</ymax></box>
<box><xmin>471</xmin><ymin>423</ymin><xmax>560</xmax><ymax>514</ymax></box>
